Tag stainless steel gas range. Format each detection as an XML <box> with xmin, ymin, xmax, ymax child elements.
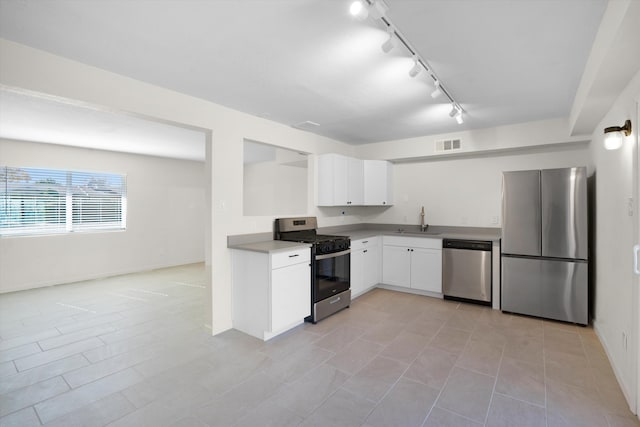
<box><xmin>275</xmin><ymin>217</ymin><xmax>350</xmax><ymax>323</ymax></box>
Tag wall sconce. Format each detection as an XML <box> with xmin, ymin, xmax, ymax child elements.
<box><xmin>604</xmin><ymin>119</ymin><xmax>632</xmax><ymax>150</ymax></box>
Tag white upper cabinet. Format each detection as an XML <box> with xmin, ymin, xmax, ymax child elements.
<box><xmin>317</xmin><ymin>154</ymin><xmax>392</xmax><ymax>207</ymax></box>
<box><xmin>317</xmin><ymin>153</ymin><xmax>342</xmax><ymax>206</ymax></box>
<box><xmin>347</xmin><ymin>157</ymin><xmax>364</xmax><ymax>205</ymax></box>
<box><xmin>364</xmin><ymin>160</ymin><xmax>393</xmax><ymax>206</ymax></box>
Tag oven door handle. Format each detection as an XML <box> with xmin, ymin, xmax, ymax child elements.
<box><xmin>315</xmin><ymin>249</ymin><xmax>351</xmax><ymax>260</ymax></box>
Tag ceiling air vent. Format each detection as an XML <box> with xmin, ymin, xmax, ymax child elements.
<box><xmin>291</xmin><ymin>121</ymin><xmax>320</xmax><ymax>131</ymax></box>
<box><xmin>435</xmin><ymin>138</ymin><xmax>462</xmax><ymax>153</ymax></box>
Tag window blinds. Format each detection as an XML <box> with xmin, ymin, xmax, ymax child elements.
<box><xmin>0</xmin><ymin>167</ymin><xmax>126</xmax><ymax>236</ymax></box>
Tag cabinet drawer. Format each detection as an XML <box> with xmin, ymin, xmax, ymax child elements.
<box><xmin>271</xmin><ymin>248</ymin><xmax>311</xmax><ymax>269</ymax></box>
<box><xmin>383</xmin><ymin>235</ymin><xmax>442</xmax><ymax>249</ymax></box>
<box><xmin>351</xmin><ymin>236</ymin><xmax>379</xmax><ymax>250</ymax></box>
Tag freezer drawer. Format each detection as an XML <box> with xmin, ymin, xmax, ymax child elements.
<box><xmin>501</xmin><ymin>256</ymin><xmax>588</xmax><ymax>325</ymax></box>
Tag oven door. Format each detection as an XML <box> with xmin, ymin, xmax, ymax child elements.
<box><xmin>314</xmin><ymin>249</ymin><xmax>350</xmax><ymax>302</ymax></box>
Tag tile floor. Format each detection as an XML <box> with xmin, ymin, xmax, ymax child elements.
<box><xmin>0</xmin><ymin>263</ymin><xmax>638</xmax><ymax>427</ymax></box>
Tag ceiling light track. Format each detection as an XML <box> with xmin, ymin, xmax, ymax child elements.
<box><xmin>350</xmin><ymin>0</ymin><xmax>464</xmax><ymax>124</ymax></box>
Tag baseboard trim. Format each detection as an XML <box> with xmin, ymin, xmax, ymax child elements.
<box><xmin>593</xmin><ymin>320</ymin><xmax>636</xmax><ymax>415</ymax></box>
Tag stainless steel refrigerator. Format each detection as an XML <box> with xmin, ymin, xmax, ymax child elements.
<box><xmin>501</xmin><ymin>167</ymin><xmax>588</xmax><ymax>325</ymax></box>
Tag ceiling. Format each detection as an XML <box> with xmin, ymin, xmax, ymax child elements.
<box><xmin>0</xmin><ymin>0</ymin><xmax>607</xmax><ymax>146</ymax></box>
<box><xmin>0</xmin><ymin>89</ymin><xmax>206</xmax><ymax>161</ymax></box>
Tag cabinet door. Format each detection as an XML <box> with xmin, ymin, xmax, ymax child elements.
<box><xmin>350</xmin><ymin>249</ymin><xmax>366</xmax><ymax>297</ymax></box>
<box><xmin>364</xmin><ymin>160</ymin><xmax>393</xmax><ymax>206</ymax></box>
<box><xmin>317</xmin><ymin>154</ymin><xmax>334</xmax><ymax>206</ymax></box>
<box><xmin>271</xmin><ymin>262</ymin><xmax>310</xmax><ymax>332</ymax></box>
<box><xmin>317</xmin><ymin>154</ymin><xmax>348</xmax><ymax>206</ymax></box>
<box><xmin>347</xmin><ymin>157</ymin><xmax>364</xmax><ymax>205</ymax></box>
<box><xmin>382</xmin><ymin>245</ymin><xmax>411</xmax><ymax>287</ymax></box>
<box><xmin>410</xmin><ymin>248</ymin><xmax>442</xmax><ymax>293</ymax></box>
<box><xmin>333</xmin><ymin>154</ymin><xmax>348</xmax><ymax>206</ymax></box>
<box><xmin>363</xmin><ymin>245</ymin><xmax>381</xmax><ymax>289</ymax></box>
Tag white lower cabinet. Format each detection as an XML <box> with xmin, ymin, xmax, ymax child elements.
<box><xmin>271</xmin><ymin>261</ymin><xmax>311</xmax><ymax>332</ymax></box>
<box><xmin>409</xmin><ymin>247</ymin><xmax>442</xmax><ymax>293</ymax></box>
<box><xmin>382</xmin><ymin>236</ymin><xmax>442</xmax><ymax>293</ymax></box>
<box><xmin>381</xmin><ymin>245</ymin><xmax>411</xmax><ymax>287</ymax></box>
<box><xmin>232</xmin><ymin>247</ymin><xmax>310</xmax><ymax>341</ymax></box>
<box><xmin>350</xmin><ymin>237</ymin><xmax>381</xmax><ymax>297</ymax></box>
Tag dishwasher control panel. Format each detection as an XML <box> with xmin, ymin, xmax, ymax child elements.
<box><xmin>443</xmin><ymin>239</ymin><xmax>492</xmax><ymax>251</ymax></box>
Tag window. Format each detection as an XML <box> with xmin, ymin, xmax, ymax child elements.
<box><xmin>0</xmin><ymin>166</ymin><xmax>127</xmax><ymax>236</ymax></box>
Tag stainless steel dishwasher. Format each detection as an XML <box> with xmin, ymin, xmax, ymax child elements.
<box><xmin>443</xmin><ymin>239</ymin><xmax>492</xmax><ymax>305</ymax></box>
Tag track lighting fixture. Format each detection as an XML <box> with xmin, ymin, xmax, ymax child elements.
<box><xmin>431</xmin><ymin>81</ymin><xmax>442</xmax><ymax>99</ymax></box>
<box><xmin>349</xmin><ymin>0</ymin><xmax>368</xmax><ymax>20</ymax></box>
<box><xmin>349</xmin><ymin>0</ymin><xmax>388</xmax><ymax>21</ymax></box>
<box><xmin>603</xmin><ymin>119</ymin><xmax>632</xmax><ymax>150</ymax></box>
<box><xmin>381</xmin><ymin>27</ymin><xmax>397</xmax><ymax>53</ymax></box>
<box><xmin>409</xmin><ymin>57</ymin><xmax>422</xmax><ymax>78</ymax></box>
<box><xmin>368</xmin><ymin>0</ymin><xmax>389</xmax><ymax>20</ymax></box>
<box><xmin>448</xmin><ymin>104</ymin><xmax>463</xmax><ymax>124</ymax></box>
<box><xmin>349</xmin><ymin>0</ymin><xmax>389</xmax><ymax>21</ymax></box>
<box><xmin>348</xmin><ymin>0</ymin><xmax>463</xmax><ymax>123</ymax></box>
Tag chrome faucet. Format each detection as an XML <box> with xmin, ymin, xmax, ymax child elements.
<box><xmin>420</xmin><ymin>206</ymin><xmax>428</xmax><ymax>232</ymax></box>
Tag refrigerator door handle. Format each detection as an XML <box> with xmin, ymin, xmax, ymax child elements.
<box><xmin>634</xmin><ymin>244</ymin><xmax>640</xmax><ymax>275</ymax></box>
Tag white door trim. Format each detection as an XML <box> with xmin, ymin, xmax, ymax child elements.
<box><xmin>634</xmin><ymin>100</ymin><xmax>640</xmax><ymax>418</ymax></box>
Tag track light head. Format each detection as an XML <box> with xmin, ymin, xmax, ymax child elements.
<box><xmin>449</xmin><ymin>104</ymin><xmax>457</xmax><ymax>117</ymax></box>
<box><xmin>409</xmin><ymin>58</ymin><xmax>422</xmax><ymax>78</ymax></box>
<box><xmin>381</xmin><ymin>27</ymin><xmax>397</xmax><ymax>53</ymax></box>
<box><xmin>369</xmin><ymin>0</ymin><xmax>389</xmax><ymax>20</ymax></box>
<box><xmin>431</xmin><ymin>80</ymin><xmax>442</xmax><ymax>98</ymax></box>
<box><xmin>349</xmin><ymin>0</ymin><xmax>368</xmax><ymax>20</ymax></box>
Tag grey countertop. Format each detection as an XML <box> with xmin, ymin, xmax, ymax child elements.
<box><xmin>322</xmin><ymin>225</ymin><xmax>501</xmax><ymax>243</ymax></box>
<box><xmin>227</xmin><ymin>223</ymin><xmax>501</xmax><ymax>251</ymax></box>
<box><xmin>228</xmin><ymin>240</ymin><xmax>311</xmax><ymax>254</ymax></box>
<box><xmin>343</xmin><ymin>229</ymin><xmax>501</xmax><ymax>243</ymax></box>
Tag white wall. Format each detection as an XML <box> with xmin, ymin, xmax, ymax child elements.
<box><xmin>0</xmin><ymin>139</ymin><xmax>206</xmax><ymax>292</ymax></box>
<box><xmin>358</xmin><ymin>144</ymin><xmax>591</xmax><ymax>228</ymax></box>
<box><xmin>243</xmin><ymin>161</ymin><xmax>307</xmax><ymax>216</ymax></box>
<box><xmin>590</xmin><ymin>69</ymin><xmax>640</xmax><ymax>408</ymax></box>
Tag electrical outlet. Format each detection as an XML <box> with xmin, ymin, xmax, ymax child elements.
<box><xmin>628</xmin><ymin>197</ymin><xmax>634</xmax><ymax>216</ymax></box>
<box><xmin>491</xmin><ymin>216</ymin><xmax>499</xmax><ymax>225</ymax></box>
<box><xmin>461</xmin><ymin>216</ymin><xmax>468</xmax><ymax>225</ymax></box>
<box><xmin>622</xmin><ymin>331</ymin><xmax>628</xmax><ymax>351</ymax></box>
<box><xmin>403</xmin><ymin>215</ymin><xmax>407</xmax><ymax>223</ymax></box>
